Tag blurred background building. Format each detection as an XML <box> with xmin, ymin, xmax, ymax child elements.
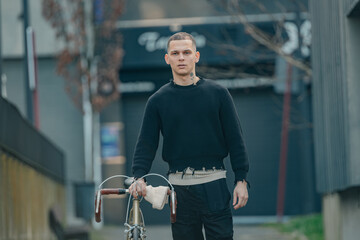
<box><xmin>3</xmin><ymin>0</ymin><xmax>359</xmax><ymax>239</ymax></box>
<box><xmin>1</xmin><ymin>0</ymin><xmax>89</xmax><ymax>230</ymax></box>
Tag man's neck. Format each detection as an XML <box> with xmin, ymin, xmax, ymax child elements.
<box><xmin>173</xmin><ymin>73</ymin><xmax>200</xmax><ymax>86</ymax></box>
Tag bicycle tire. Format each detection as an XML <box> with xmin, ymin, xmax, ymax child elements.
<box><xmin>132</xmin><ymin>227</ymin><xmax>140</xmax><ymax>240</ymax></box>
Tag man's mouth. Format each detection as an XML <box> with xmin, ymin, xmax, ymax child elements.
<box><xmin>178</xmin><ymin>64</ymin><xmax>186</xmax><ymax>68</ymax></box>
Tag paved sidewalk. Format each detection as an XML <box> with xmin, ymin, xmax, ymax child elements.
<box><xmin>91</xmin><ymin>224</ymin><xmax>298</xmax><ymax>240</ymax></box>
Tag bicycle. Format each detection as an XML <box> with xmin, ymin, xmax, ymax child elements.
<box><xmin>95</xmin><ymin>174</ymin><xmax>177</xmax><ymax>240</ymax></box>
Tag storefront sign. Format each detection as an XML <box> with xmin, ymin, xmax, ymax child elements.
<box><xmin>138</xmin><ymin>31</ymin><xmax>206</xmax><ymax>52</ymax></box>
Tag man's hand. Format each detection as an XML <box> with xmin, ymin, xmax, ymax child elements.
<box><xmin>128</xmin><ymin>178</ymin><xmax>147</xmax><ymax>198</ymax></box>
<box><xmin>233</xmin><ymin>180</ymin><xmax>248</xmax><ymax>210</ymax></box>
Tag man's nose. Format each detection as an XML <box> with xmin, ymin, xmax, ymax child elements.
<box><xmin>179</xmin><ymin>53</ymin><xmax>184</xmax><ymax>60</ymax></box>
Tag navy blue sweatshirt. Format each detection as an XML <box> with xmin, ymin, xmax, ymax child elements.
<box><xmin>132</xmin><ymin>78</ymin><xmax>249</xmax><ymax>183</ymax></box>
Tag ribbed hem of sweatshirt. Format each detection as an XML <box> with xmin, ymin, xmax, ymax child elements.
<box><xmin>167</xmin><ymin>157</ymin><xmax>225</xmax><ymax>173</ymax></box>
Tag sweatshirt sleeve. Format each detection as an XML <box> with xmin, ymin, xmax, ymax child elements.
<box><xmin>219</xmin><ymin>88</ymin><xmax>249</xmax><ymax>183</ymax></box>
<box><xmin>132</xmin><ymin>98</ymin><xmax>161</xmax><ymax>178</ymax></box>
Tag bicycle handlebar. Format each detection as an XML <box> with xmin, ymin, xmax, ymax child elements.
<box><xmin>95</xmin><ymin>187</ymin><xmax>177</xmax><ymax>223</ymax></box>
<box><xmin>101</xmin><ymin>188</ymin><xmax>129</xmax><ymax>195</ymax></box>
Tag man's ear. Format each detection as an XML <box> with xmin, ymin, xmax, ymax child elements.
<box><xmin>165</xmin><ymin>54</ymin><xmax>169</xmax><ymax>65</ymax></box>
<box><xmin>195</xmin><ymin>51</ymin><xmax>200</xmax><ymax>63</ymax></box>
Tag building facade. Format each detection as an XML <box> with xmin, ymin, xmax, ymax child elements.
<box><xmin>310</xmin><ymin>0</ymin><xmax>360</xmax><ymax>239</ymax></box>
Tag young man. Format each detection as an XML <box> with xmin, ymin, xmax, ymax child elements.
<box><xmin>129</xmin><ymin>32</ymin><xmax>249</xmax><ymax>240</ymax></box>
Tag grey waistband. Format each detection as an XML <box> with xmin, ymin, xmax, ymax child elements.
<box><xmin>168</xmin><ymin>168</ymin><xmax>226</xmax><ymax>186</ymax></box>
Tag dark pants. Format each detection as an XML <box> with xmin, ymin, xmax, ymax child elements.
<box><xmin>171</xmin><ymin>179</ymin><xmax>233</xmax><ymax>240</ymax></box>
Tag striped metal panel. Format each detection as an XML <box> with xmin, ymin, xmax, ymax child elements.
<box><xmin>0</xmin><ymin>97</ymin><xmax>65</xmax><ymax>184</ymax></box>
<box><xmin>0</xmin><ymin>150</ymin><xmax>66</xmax><ymax>240</ymax></box>
<box><xmin>310</xmin><ymin>0</ymin><xmax>350</xmax><ymax>193</ymax></box>
<box><xmin>344</xmin><ymin>0</ymin><xmax>360</xmax><ymax>16</ymax></box>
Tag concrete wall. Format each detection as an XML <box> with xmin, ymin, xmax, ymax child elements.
<box><xmin>2</xmin><ymin>1</ymin><xmax>85</xmax><ymax>221</ymax></box>
<box><xmin>0</xmin><ymin>150</ymin><xmax>66</xmax><ymax>240</ymax></box>
<box><xmin>323</xmin><ymin>187</ymin><xmax>360</xmax><ymax>240</ymax></box>
<box><xmin>341</xmin><ymin>188</ymin><xmax>360</xmax><ymax>240</ymax></box>
<box><xmin>322</xmin><ymin>193</ymin><xmax>342</xmax><ymax>240</ymax></box>
<box><xmin>2</xmin><ymin>58</ymin><xmax>85</xmax><ymax>223</ymax></box>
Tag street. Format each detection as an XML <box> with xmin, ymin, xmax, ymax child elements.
<box><xmin>91</xmin><ymin>224</ymin><xmax>301</xmax><ymax>240</ymax></box>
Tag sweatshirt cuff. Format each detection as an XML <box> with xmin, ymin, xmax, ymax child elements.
<box><xmin>234</xmin><ymin>170</ymin><xmax>250</xmax><ymax>188</ymax></box>
<box><xmin>133</xmin><ymin>169</ymin><xmax>147</xmax><ymax>179</ymax></box>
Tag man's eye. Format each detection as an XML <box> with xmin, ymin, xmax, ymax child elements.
<box><xmin>184</xmin><ymin>51</ymin><xmax>190</xmax><ymax>55</ymax></box>
<box><xmin>172</xmin><ymin>52</ymin><xmax>178</xmax><ymax>55</ymax></box>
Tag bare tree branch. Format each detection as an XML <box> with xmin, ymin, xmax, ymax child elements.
<box><xmin>209</xmin><ymin>0</ymin><xmax>312</xmax><ymax>76</ymax></box>
<box><xmin>42</xmin><ymin>0</ymin><xmax>125</xmax><ymax>112</ymax></box>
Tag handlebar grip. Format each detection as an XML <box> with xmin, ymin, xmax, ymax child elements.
<box><xmin>95</xmin><ymin>191</ymin><xmax>102</xmax><ymax>223</ymax></box>
<box><xmin>95</xmin><ymin>188</ymin><xmax>128</xmax><ymax>223</ymax></box>
<box><xmin>101</xmin><ymin>188</ymin><xmax>127</xmax><ymax>195</ymax></box>
<box><xmin>170</xmin><ymin>190</ymin><xmax>177</xmax><ymax>223</ymax></box>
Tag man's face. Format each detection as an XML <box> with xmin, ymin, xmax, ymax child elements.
<box><xmin>165</xmin><ymin>39</ymin><xmax>200</xmax><ymax>77</ymax></box>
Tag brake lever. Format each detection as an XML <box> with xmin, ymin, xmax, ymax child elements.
<box><xmin>124</xmin><ymin>177</ymin><xmax>135</xmax><ymax>189</ymax></box>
